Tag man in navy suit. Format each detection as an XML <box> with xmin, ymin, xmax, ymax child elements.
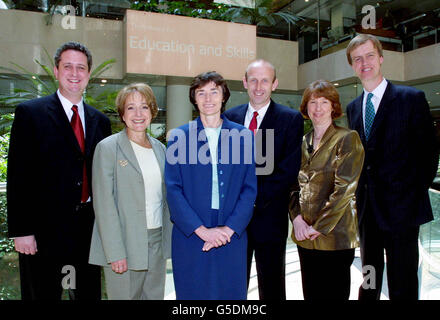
<box><xmin>345</xmin><ymin>34</ymin><xmax>438</xmax><ymax>300</ymax></box>
<box><xmin>7</xmin><ymin>42</ymin><xmax>112</xmax><ymax>299</ymax></box>
<box><xmin>224</xmin><ymin>59</ymin><xmax>303</xmax><ymax>300</ymax></box>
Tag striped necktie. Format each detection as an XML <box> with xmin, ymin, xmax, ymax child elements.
<box><xmin>365</xmin><ymin>93</ymin><xmax>375</xmax><ymax>140</ymax></box>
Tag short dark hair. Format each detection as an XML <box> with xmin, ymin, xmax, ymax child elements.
<box><xmin>54</xmin><ymin>41</ymin><xmax>93</xmax><ymax>71</ymax></box>
<box><xmin>300</xmin><ymin>80</ymin><xmax>343</xmax><ymax>120</ymax></box>
<box><xmin>189</xmin><ymin>71</ymin><xmax>230</xmax><ymax>113</ymax></box>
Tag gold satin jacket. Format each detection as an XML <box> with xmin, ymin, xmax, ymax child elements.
<box><xmin>291</xmin><ymin>124</ymin><xmax>364</xmax><ymax>250</ymax></box>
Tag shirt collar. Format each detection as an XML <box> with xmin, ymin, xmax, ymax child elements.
<box><xmin>247</xmin><ymin>100</ymin><xmax>271</xmax><ymax>119</ymax></box>
<box><xmin>363</xmin><ymin>77</ymin><xmax>388</xmax><ymax>101</ymax></box>
<box><xmin>57</xmin><ymin>89</ymin><xmax>84</xmax><ymax>118</ymax></box>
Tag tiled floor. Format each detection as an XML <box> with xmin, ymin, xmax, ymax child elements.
<box><xmin>164</xmin><ymin>241</ymin><xmax>440</xmax><ymax>300</ymax></box>
<box><xmin>164</xmin><ymin>243</ymin><xmax>388</xmax><ymax>300</ymax></box>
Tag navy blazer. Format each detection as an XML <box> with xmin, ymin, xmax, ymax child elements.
<box><xmin>165</xmin><ymin>115</ymin><xmax>257</xmax><ymax>237</ymax></box>
<box><xmin>7</xmin><ymin>93</ymin><xmax>112</xmax><ymax>256</ymax></box>
<box><xmin>224</xmin><ymin>100</ymin><xmax>304</xmax><ymax>242</ymax></box>
<box><xmin>346</xmin><ymin>81</ymin><xmax>438</xmax><ymax>232</ymax></box>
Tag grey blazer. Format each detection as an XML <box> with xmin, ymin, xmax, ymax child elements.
<box><xmin>89</xmin><ymin>129</ymin><xmax>172</xmax><ymax>270</ymax></box>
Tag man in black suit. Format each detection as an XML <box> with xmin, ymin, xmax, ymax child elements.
<box><xmin>7</xmin><ymin>42</ymin><xmax>112</xmax><ymax>299</ymax></box>
<box><xmin>345</xmin><ymin>34</ymin><xmax>438</xmax><ymax>300</ymax></box>
<box><xmin>224</xmin><ymin>59</ymin><xmax>303</xmax><ymax>300</ymax></box>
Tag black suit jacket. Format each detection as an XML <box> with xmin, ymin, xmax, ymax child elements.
<box><xmin>7</xmin><ymin>93</ymin><xmax>112</xmax><ymax>258</ymax></box>
<box><xmin>224</xmin><ymin>100</ymin><xmax>304</xmax><ymax>242</ymax></box>
<box><xmin>346</xmin><ymin>81</ymin><xmax>438</xmax><ymax>232</ymax></box>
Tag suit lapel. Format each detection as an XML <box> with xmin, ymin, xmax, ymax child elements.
<box><xmin>258</xmin><ymin>100</ymin><xmax>277</xmax><ymax>130</ymax></box>
<box><xmin>232</xmin><ymin>104</ymin><xmax>248</xmax><ymax>125</ymax></box>
<box><xmin>47</xmin><ymin>93</ymin><xmax>83</xmax><ymax>154</ymax></box>
<box><xmin>84</xmin><ymin>103</ymin><xmax>97</xmax><ymax>156</ymax></box>
<box><xmin>351</xmin><ymin>94</ymin><xmax>366</xmax><ymax>144</ymax></box>
<box><xmin>150</xmin><ymin>138</ymin><xmax>165</xmax><ymax>178</ymax></box>
<box><xmin>117</xmin><ymin>129</ymin><xmax>142</xmax><ymax>175</ymax></box>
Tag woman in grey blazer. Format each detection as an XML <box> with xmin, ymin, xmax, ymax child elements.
<box><xmin>89</xmin><ymin>83</ymin><xmax>172</xmax><ymax>300</ymax></box>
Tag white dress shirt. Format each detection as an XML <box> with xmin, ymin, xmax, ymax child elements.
<box><xmin>57</xmin><ymin>89</ymin><xmax>86</xmax><ymax>137</ymax></box>
<box><xmin>244</xmin><ymin>101</ymin><xmax>271</xmax><ymax>131</ymax></box>
<box><xmin>362</xmin><ymin>78</ymin><xmax>388</xmax><ymax>130</ymax></box>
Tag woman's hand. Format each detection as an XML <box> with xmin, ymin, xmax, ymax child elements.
<box><xmin>307</xmin><ymin>226</ymin><xmax>322</xmax><ymax>240</ymax></box>
<box><xmin>201</xmin><ymin>226</ymin><xmax>235</xmax><ymax>252</ymax></box>
<box><xmin>195</xmin><ymin>226</ymin><xmax>231</xmax><ymax>251</ymax></box>
<box><xmin>111</xmin><ymin>258</ymin><xmax>128</xmax><ymax>274</ymax></box>
<box><xmin>293</xmin><ymin>215</ymin><xmax>311</xmax><ymax>241</ymax></box>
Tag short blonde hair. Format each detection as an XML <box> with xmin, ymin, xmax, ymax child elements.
<box><xmin>300</xmin><ymin>80</ymin><xmax>342</xmax><ymax>120</ymax></box>
<box><xmin>346</xmin><ymin>34</ymin><xmax>383</xmax><ymax>65</ymax></box>
<box><xmin>115</xmin><ymin>83</ymin><xmax>158</xmax><ymax>123</ymax></box>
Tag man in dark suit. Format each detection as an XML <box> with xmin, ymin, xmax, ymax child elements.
<box><xmin>7</xmin><ymin>42</ymin><xmax>112</xmax><ymax>299</ymax></box>
<box><xmin>224</xmin><ymin>59</ymin><xmax>303</xmax><ymax>300</ymax></box>
<box><xmin>345</xmin><ymin>34</ymin><xmax>438</xmax><ymax>300</ymax></box>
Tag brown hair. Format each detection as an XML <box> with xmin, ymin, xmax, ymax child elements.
<box><xmin>189</xmin><ymin>71</ymin><xmax>230</xmax><ymax>113</ymax></box>
<box><xmin>300</xmin><ymin>80</ymin><xmax>342</xmax><ymax>120</ymax></box>
<box><xmin>115</xmin><ymin>83</ymin><xmax>158</xmax><ymax>123</ymax></box>
<box><xmin>346</xmin><ymin>34</ymin><xmax>383</xmax><ymax>65</ymax></box>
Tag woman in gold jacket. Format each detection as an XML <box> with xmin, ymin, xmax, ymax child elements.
<box><xmin>291</xmin><ymin>80</ymin><xmax>364</xmax><ymax>300</ymax></box>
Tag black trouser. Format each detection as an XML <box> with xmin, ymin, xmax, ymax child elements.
<box><xmin>246</xmin><ymin>236</ymin><xmax>286</xmax><ymax>300</ymax></box>
<box><xmin>18</xmin><ymin>204</ymin><xmax>101</xmax><ymax>300</ymax></box>
<box><xmin>297</xmin><ymin>246</ymin><xmax>355</xmax><ymax>300</ymax></box>
<box><xmin>358</xmin><ymin>211</ymin><xmax>420</xmax><ymax>300</ymax></box>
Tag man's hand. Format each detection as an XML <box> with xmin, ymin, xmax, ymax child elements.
<box><xmin>14</xmin><ymin>235</ymin><xmax>38</xmax><ymax>255</ymax></box>
<box><xmin>111</xmin><ymin>258</ymin><xmax>128</xmax><ymax>274</ymax></box>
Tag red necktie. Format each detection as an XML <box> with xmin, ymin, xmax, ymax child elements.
<box><xmin>71</xmin><ymin>105</ymin><xmax>89</xmax><ymax>203</ymax></box>
<box><xmin>248</xmin><ymin>111</ymin><xmax>258</xmax><ymax>135</ymax></box>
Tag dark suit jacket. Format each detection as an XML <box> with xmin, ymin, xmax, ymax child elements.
<box><xmin>346</xmin><ymin>81</ymin><xmax>438</xmax><ymax>232</ymax></box>
<box><xmin>7</xmin><ymin>93</ymin><xmax>112</xmax><ymax>258</ymax></box>
<box><xmin>224</xmin><ymin>100</ymin><xmax>304</xmax><ymax>242</ymax></box>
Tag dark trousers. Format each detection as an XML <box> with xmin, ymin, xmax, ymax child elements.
<box><xmin>18</xmin><ymin>253</ymin><xmax>101</xmax><ymax>300</ymax></box>
<box><xmin>18</xmin><ymin>204</ymin><xmax>101</xmax><ymax>300</ymax></box>
<box><xmin>297</xmin><ymin>246</ymin><xmax>355</xmax><ymax>300</ymax></box>
<box><xmin>247</xmin><ymin>236</ymin><xmax>286</xmax><ymax>300</ymax></box>
<box><xmin>358</xmin><ymin>211</ymin><xmax>420</xmax><ymax>300</ymax></box>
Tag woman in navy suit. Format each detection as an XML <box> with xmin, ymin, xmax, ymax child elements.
<box><xmin>165</xmin><ymin>71</ymin><xmax>257</xmax><ymax>299</ymax></box>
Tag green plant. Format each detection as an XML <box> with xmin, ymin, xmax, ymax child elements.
<box><xmin>131</xmin><ymin>0</ymin><xmax>231</xmax><ymax>21</ymax></box>
<box><xmin>0</xmin><ymin>193</ymin><xmax>14</xmax><ymax>258</ymax></box>
<box><xmin>0</xmin><ymin>134</ymin><xmax>9</xmax><ymax>182</ymax></box>
<box><xmin>0</xmin><ymin>48</ymin><xmax>118</xmax><ymax>134</ymax></box>
<box><xmin>222</xmin><ymin>0</ymin><xmax>303</xmax><ymax>27</ymax></box>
